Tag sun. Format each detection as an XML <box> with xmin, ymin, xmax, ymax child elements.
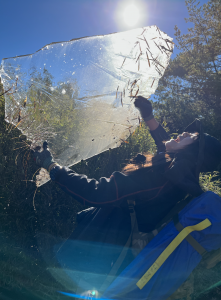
<box><xmin>115</xmin><ymin>1</ymin><xmax>145</xmax><ymax>30</ymax></box>
<box><xmin>123</xmin><ymin>3</ymin><xmax>140</xmax><ymax>27</ymax></box>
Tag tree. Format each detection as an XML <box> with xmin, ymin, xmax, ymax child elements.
<box><xmin>153</xmin><ymin>0</ymin><xmax>221</xmax><ymax>140</ymax></box>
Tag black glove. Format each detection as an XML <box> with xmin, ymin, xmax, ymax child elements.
<box><xmin>32</xmin><ymin>141</ymin><xmax>55</xmax><ymax>172</ymax></box>
<box><xmin>134</xmin><ymin>96</ymin><xmax>154</xmax><ymax>121</ymax></box>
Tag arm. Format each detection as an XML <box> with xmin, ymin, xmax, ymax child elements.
<box><xmin>145</xmin><ymin>118</ymin><xmax>159</xmax><ymax>131</ymax></box>
<box><xmin>148</xmin><ymin>119</ymin><xmax>170</xmax><ymax>153</ymax></box>
<box><xmin>134</xmin><ymin>96</ymin><xmax>170</xmax><ymax>152</ymax></box>
<box><xmin>32</xmin><ymin>143</ymin><xmax>169</xmax><ymax>207</ymax></box>
<box><xmin>51</xmin><ymin>167</ymin><xmax>125</xmax><ymax>207</ymax></box>
<box><xmin>50</xmin><ymin>166</ymin><xmax>160</xmax><ymax>207</ymax></box>
<box><xmin>32</xmin><ymin>145</ymin><xmax>131</xmax><ymax>207</ymax></box>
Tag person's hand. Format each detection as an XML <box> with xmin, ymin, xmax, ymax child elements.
<box><xmin>134</xmin><ymin>96</ymin><xmax>154</xmax><ymax>121</ymax></box>
<box><xmin>31</xmin><ymin>141</ymin><xmax>55</xmax><ymax>172</ymax></box>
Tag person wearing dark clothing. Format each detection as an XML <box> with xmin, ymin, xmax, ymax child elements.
<box><xmin>33</xmin><ymin>97</ymin><xmax>221</xmax><ymax>232</ymax></box>
<box><xmin>33</xmin><ymin>96</ymin><xmax>221</xmax><ymax>294</ymax></box>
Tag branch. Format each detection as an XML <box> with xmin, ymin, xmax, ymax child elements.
<box><xmin>0</xmin><ymin>87</ymin><xmax>12</xmax><ymax>97</ymax></box>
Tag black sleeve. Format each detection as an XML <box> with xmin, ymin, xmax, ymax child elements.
<box><xmin>150</xmin><ymin>124</ymin><xmax>170</xmax><ymax>153</ymax></box>
<box><xmin>51</xmin><ymin>166</ymin><xmax>168</xmax><ymax>207</ymax></box>
<box><xmin>53</xmin><ymin>167</ymin><xmax>122</xmax><ymax>207</ymax></box>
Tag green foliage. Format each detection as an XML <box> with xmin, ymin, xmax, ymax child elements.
<box><xmin>1</xmin><ymin>2</ymin><xmax>221</xmax><ymax>297</ymax></box>
<box><xmin>0</xmin><ymin>80</ymin><xmax>83</xmax><ymax>298</ymax></box>
<box><xmin>73</xmin><ymin>121</ymin><xmax>156</xmax><ymax>179</ymax></box>
<box><xmin>199</xmin><ymin>171</ymin><xmax>221</xmax><ymax>197</ymax></box>
<box><xmin>153</xmin><ymin>0</ymin><xmax>221</xmax><ymax>139</ymax></box>
<box><xmin>0</xmin><ymin>75</ymin><xmax>157</xmax><ymax>298</ymax></box>
<box><xmin>5</xmin><ymin>67</ymin><xmax>81</xmax><ymax>161</ymax></box>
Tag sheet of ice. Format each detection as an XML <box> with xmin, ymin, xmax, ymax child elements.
<box><xmin>0</xmin><ymin>26</ymin><xmax>173</xmax><ymax>185</ymax></box>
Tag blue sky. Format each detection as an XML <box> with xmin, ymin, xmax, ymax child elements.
<box><xmin>0</xmin><ymin>0</ymin><xmax>208</xmax><ymax>63</ymax></box>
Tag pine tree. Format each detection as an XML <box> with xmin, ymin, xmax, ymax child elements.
<box><xmin>154</xmin><ymin>0</ymin><xmax>221</xmax><ymax>138</ymax></box>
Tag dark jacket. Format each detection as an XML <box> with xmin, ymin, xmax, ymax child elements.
<box><xmin>54</xmin><ymin>162</ymin><xmax>188</xmax><ymax>233</ymax></box>
<box><xmin>50</xmin><ymin>124</ymin><xmax>203</xmax><ymax>289</ymax></box>
<box><xmin>52</xmin><ymin>123</ymin><xmax>201</xmax><ymax>233</ymax></box>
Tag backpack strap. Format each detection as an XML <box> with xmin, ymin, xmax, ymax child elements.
<box><xmin>156</xmin><ymin>196</ymin><xmax>207</xmax><ymax>256</ymax></box>
<box><xmin>173</xmin><ymin>214</ymin><xmax>207</xmax><ymax>256</ymax></box>
<box><xmin>127</xmin><ymin>200</ymin><xmax>138</xmax><ymax>232</ymax></box>
<box><xmin>155</xmin><ymin>195</ymin><xmax>194</xmax><ymax>229</ymax></box>
<box><xmin>136</xmin><ymin>218</ymin><xmax>211</xmax><ymax>289</ymax></box>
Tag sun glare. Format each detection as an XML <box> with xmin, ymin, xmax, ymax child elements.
<box><xmin>115</xmin><ymin>1</ymin><xmax>145</xmax><ymax>30</ymax></box>
<box><xmin>123</xmin><ymin>4</ymin><xmax>140</xmax><ymax>27</ymax></box>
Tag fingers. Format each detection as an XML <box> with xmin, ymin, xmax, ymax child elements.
<box><xmin>134</xmin><ymin>96</ymin><xmax>151</xmax><ymax>107</ymax></box>
<box><xmin>135</xmin><ymin>96</ymin><xmax>147</xmax><ymax>102</ymax></box>
<box><xmin>43</xmin><ymin>141</ymin><xmax>48</xmax><ymax>150</ymax></box>
<box><xmin>31</xmin><ymin>142</ymin><xmax>48</xmax><ymax>158</ymax></box>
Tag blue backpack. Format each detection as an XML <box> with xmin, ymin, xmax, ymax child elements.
<box><xmin>102</xmin><ymin>191</ymin><xmax>221</xmax><ymax>300</ymax></box>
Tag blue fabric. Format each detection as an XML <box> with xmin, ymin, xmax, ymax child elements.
<box><xmin>103</xmin><ymin>192</ymin><xmax>221</xmax><ymax>300</ymax></box>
